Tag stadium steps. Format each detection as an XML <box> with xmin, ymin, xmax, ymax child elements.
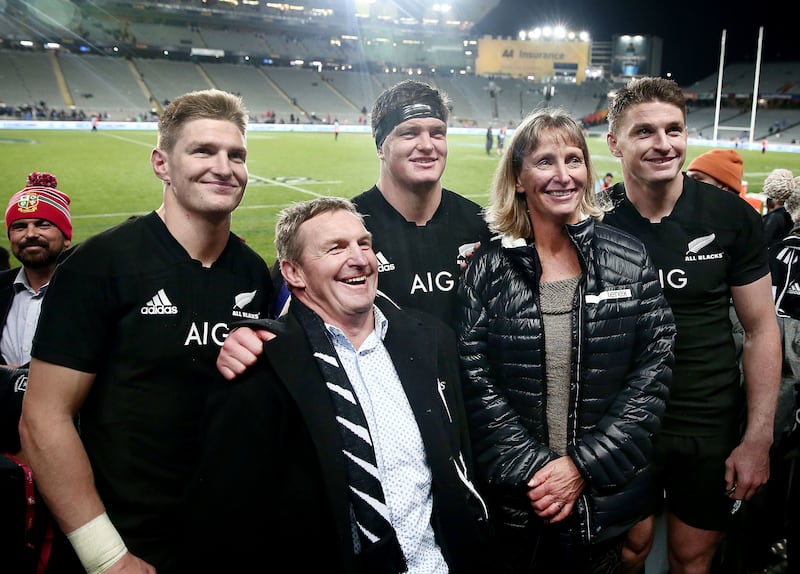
<box><xmin>314</xmin><ymin>71</ymin><xmax>363</xmax><ymax>116</ymax></box>
<box><xmin>48</xmin><ymin>51</ymin><xmax>74</xmax><ymax>108</ymax></box>
<box><xmin>195</xmin><ymin>63</ymin><xmax>217</xmax><ymax>90</ymax></box>
<box><xmin>257</xmin><ymin>68</ymin><xmax>305</xmax><ymax>118</ymax></box>
<box><xmin>127</xmin><ymin>58</ymin><xmax>161</xmax><ymax>115</ymax></box>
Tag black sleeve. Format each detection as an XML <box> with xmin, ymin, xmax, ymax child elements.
<box><xmin>0</xmin><ymin>368</ymin><xmax>29</xmax><ymax>454</ymax></box>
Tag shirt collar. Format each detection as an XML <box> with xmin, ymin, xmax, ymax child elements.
<box><xmin>13</xmin><ymin>268</ymin><xmax>49</xmax><ymax>296</ymax></box>
<box><xmin>324</xmin><ymin>304</ymin><xmax>389</xmax><ymax>345</ymax></box>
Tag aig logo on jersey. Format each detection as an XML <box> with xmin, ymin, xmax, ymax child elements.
<box><xmin>141</xmin><ymin>288</ymin><xmax>178</xmax><ymax>315</ymax></box>
<box><xmin>658</xmin><ymin>233</ymin><xmax>725</xmax><ymax>290</ymax></box>
<box><xmin>375</xmin><ymin>251</ymin><xmax>396</xmax><ymax>273</ymax></box>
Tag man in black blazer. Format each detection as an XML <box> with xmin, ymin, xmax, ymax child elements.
<box><xmin>181</xmin><ymin>197</ymin><xmax>489</xmax><ymax>573</ymax></box>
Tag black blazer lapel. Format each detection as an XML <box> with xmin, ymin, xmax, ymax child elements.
<box><xmin>263</xmin><ymin>316</ymin><xmax>354</xmax><ymax>548</ymax></box>
<box><xmin>380</xmin><ymin>304</ymin><xmax>455</xmax><ymax>475</ymax></box>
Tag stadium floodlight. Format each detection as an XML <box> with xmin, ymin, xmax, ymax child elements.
<box><xmin>20</xmin><ymin>40</ymin><xmax>34</xmax><ymax>47</ymax></box>
<box><xmin>519</xmin><ymin>24</ymin><xmax>590</xmax><ymax>43</ymax></box>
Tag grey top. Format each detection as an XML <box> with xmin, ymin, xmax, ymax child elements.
<box><xmin>541</xmin><ymin>274</ymin><xmax>580</xmax><ymax>455</ymax></box>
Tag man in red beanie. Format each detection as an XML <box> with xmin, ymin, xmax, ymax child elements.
<box><xmin>0</xmin><ymin>171</ymin><xmax>83</xmax><ymax>573</ymax></box>
<box><xmin>686</xmin><ymin>148</ymin><xmax>763</xmax><ymax>213</ymax></box>
<box><xmin>0</xmin><ymin>172</ymin><xmax>72</xmax><ymax>367</ymax></box>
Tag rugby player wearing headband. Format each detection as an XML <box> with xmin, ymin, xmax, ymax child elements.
<box><xmin>350</xmin><ymin>79</ymin><xmax>492</xmax><ymax>325</ymax></box>
<box><xmin>217</xmin><ymin>79</ymin><xmax>492</xmax><ymax>380</ymax></box>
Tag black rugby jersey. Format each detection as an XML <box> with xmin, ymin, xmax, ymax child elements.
<box><xmin>352</xmin><ymin>186</ymin><xmax>492</xmax><ymax>326</ymax></box>
<box><xmin>32</xmin><ymin>212</ymin><xmax>273</xmax><ymax>569</ymax></box>
<box><xmin>604</xmin><ymin>176</ymin><xmax>768</xmax><ymax>434</ymax></box>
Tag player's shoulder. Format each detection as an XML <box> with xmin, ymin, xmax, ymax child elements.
<box><xmin>351</xmin><ymin>186</ymin><xmax>381</xmax><ymax>209</ymax></box>
<box><xmin>441</xmin><ymin>188</ymin><xmax>486</xmax><ymax>222</ymax></box>
<box><xmin>442</xmin><ymin>187</ymin><xmax>481</xmax><ymax>208</ymax></box>
<box><xmin>68</xmin><ymin>213</ymin><xmax>150</xmax><ymax>261</ymax></box>
<box><xmin>682</xmin><ymin>177</ymin><xmax>761</xmax><ymax>225</ymax></box>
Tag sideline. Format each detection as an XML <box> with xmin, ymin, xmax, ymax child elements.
<box><xmin>3</xmin><ymin>120</ymin><xmax>800</xmax><ymax>153</ymax></box>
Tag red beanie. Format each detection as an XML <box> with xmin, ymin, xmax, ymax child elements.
<box><xmin>5</xmin><ymin>172</ymin><xmax>72</xmax><ymax>239</ymax></box>
<box><xmin>686</xmin><ymin>149</ymin><xmax>743</xmax><ymax>194</ymax></box>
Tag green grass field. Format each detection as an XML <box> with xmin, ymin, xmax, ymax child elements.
<box><xmin>1</xmin><ymin>129</ymin><xmax>798</xmax><ymax>264</ymax></box>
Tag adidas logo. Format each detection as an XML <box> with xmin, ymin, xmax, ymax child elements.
<box><xmin>788</xmin><ymin>282</ymin><xmax>800</xmax><ymax>296</ymax></box>
<box><xmin>375</xmin><ymin>251</ymin><xmax>395</xmax><ymax>272</ymax></box>
<box><xmin>141</xmin><ymin>288</ymin><xmax>179</xmax><ymax>315</ymax></box>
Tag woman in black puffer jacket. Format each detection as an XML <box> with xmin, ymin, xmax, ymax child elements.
<box><xmin>456</xmin><ymin>109</ymin><xmax>676</xmax><ymax>574</ymax></box>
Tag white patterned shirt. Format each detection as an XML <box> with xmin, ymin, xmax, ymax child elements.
<box><xmin>326</xmin><ymin>305</ymin><xmax>447</xmax><ymax>574</ymax></box>
<box><xmin>0</xmin><ymin>269</ymin><xmax>47</xmax><ymax>366</ymax></box>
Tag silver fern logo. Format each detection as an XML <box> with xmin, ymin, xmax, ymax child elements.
<box><xmin>231</xmin><ymin>290</ymin><xmax>260</xmax><ymax>319</ymax></box>
<box><xmin>685</xmin><ymin>233</ymin><xmax>724</xmax><ymax>262</ymax></box>
<box><xmin>234</xmin><ymin>290</ymin><xmax>257</xmax><ymax>309</ymax></box>
<box><xmin>686</xmin><ymin>233</ymin><xmax>716</xmax><ymax>254</ymax></box>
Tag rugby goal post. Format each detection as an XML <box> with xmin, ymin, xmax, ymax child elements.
<box><xmin>712</xmin><ymin>27</ymin><xmax>764</xmax><ymax>148</ymax></box>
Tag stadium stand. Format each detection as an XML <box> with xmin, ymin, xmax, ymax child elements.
<box><xmin>201</xmin><ymin>61</ymin><xmax>298</xmax><ymax>123</ymax></box>
<box><xmin>0</xmin><ymin>50</ymin><xmax>66</xmax><ymax>117</ymax></box>
<box><xmin>261</xmin><ymin>67</ymin><xmax>362</xmax><ymax>123</ymax></box>
<box><xmin>132</xmin><ymin>57</ymin><xmax>212</xmax><ymax>110</ymax></box>
<box><xmin>0</xmin><ymin>0</ymin><xmax>798</xmax><ymax>140</ymax></box>
<box><xmin>59</xmin><ymin>52</ymin><xmax>151</xmax><ymax>120</ymax></box>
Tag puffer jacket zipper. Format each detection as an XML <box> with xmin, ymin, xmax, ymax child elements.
<box><xmin>568</xmin><ymin>225</ymin><xmax>594</xmax><ymax>544</ymax></box>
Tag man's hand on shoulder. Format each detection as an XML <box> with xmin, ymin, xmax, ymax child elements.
<box><xmin>217</xmin><ymin>327</ymin><xmax>274</xmax><ymax>380</ymax></box>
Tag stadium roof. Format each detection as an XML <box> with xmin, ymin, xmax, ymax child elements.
<box><xmin>57</xmin><ymin>0</ymin><xmax>502</xmax><ymax>34</ymax></box>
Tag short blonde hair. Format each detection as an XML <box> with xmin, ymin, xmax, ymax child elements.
<box><xmin>275</xmin><ymin>197</ymin><xmax>366</xmax><ymax>262</ymax></box>
<box><xmin>157</xmin><ymin>89</ymin><xmax>247</xmax><ymax>152</ymax></box>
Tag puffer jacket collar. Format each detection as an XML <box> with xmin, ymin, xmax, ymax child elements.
<box><xmin>497</xmin><ymin>217</ymin><xmax>595</xmax><ymax>280</ymax></box>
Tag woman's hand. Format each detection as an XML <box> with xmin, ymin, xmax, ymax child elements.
<box><xmin>526</xmin><ymin>456</ymin><xmax>585</xmax><ymax>523</ymax></box>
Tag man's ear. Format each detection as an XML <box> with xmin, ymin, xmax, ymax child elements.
<box><xmin>151</xmin><ymin>148</ymin><xmax>169</xmax><ymax>182</ymax></box>
<box><xmin>281</xmin><ymin>259</ymin><xmax>305</xmax><ymax>290</ymax></box>
<box><xmin>607</xmin><ymin>133</ymin><xmax>623</xmax><ymax>158</ymax></box>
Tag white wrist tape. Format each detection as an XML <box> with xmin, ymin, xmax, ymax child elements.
<box><xmin>66</xmin><ymin>512</ymin><xmax>128</xmax><ymax>574</ymax></box>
